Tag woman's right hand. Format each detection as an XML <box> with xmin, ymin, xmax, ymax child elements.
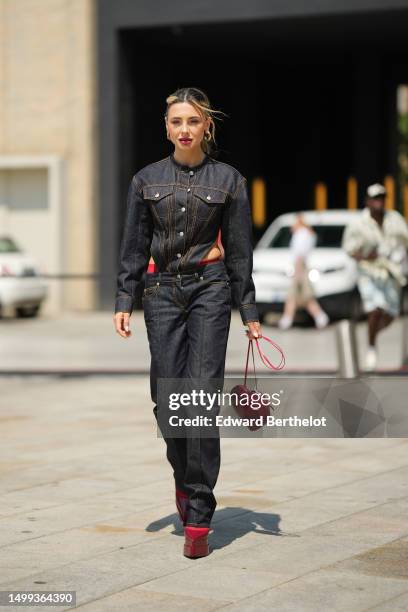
<box><xmin>114</xmin><ymin>312</ymin><xmax>132</xmax><ymax>338</ymax></box>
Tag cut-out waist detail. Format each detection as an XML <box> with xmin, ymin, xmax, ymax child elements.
<box><xmin>147</xmin><ymin>229</ymin><xmax>223</xmax><ymax>274</ymax></box>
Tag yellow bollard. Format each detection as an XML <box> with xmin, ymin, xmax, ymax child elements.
<box><xmin>404</xmin><ymin>184</ymin><xmax>408</xmax><ymax>220</ymax></box>
<box><xmin>384</xmin><ymin>176</ymin><xmax>395</xmax><ymax>210</ymax></box>
<box><xmin>251</xmin><ymin>178</ymin><xmax>266</xmax><ymax>227</ymax></box>
<box><xmin>347</xmin><ymin>177</ymin><xmax>358</xmax><ymax>210</ymax></box>
<box><xmin>315</xmin><ymin>182</ymin><xmax>327</xmax><ymax>210</ymax></box>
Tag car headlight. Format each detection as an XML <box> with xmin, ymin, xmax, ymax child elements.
<box><xmin>308</xmin><ymin>268</ymin><xmax>320</xmax><ymax>282</ymax></box>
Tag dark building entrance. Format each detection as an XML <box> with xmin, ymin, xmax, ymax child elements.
<box><xmin>98</xmin><ymin>1</ymin><xmax>408</xmax><ymax>308</ymax></box>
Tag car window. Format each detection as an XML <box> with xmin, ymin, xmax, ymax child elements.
<box><xmin>0</xmin><ymin>237</ymin><xmax>21</xmax><ymax>253</ymax></box>
<box><xmin>267</xmin><ymin>225</ymin><xmax>345</xmax><ymax>248</ymax></box>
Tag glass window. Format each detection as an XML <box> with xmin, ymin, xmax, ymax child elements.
<box><xmin>267</xmin><ymin>225</ymin><xmax>345</xmax><ymax>248</ymax></box>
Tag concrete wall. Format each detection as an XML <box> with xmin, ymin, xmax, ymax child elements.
<box><xmin>0</xmin><ymin>0</ymin><xmax>97</xmax><ymax>313</ymax></box>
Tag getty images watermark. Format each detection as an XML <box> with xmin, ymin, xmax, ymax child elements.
<box><xmin>155</xmin><ymin>377</ymin><xmax>408</xmax><ymax>438</ymax></box>
<box><xmin>166</xmin><ymin>388</ymin><xmax>326</xmax><ymax>430</ymax></box>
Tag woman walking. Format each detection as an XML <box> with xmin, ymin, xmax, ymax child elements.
<box><xmin>113</xmin><ymin>87</ymin><xmax>261</xmax><ymax>557</ymax></box>
<box><xmin>278</xmin><ymin>214</ymin><xmax>329</xmax><ymax>330</ymax></box>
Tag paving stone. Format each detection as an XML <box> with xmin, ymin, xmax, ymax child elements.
<box><xmin>77</xmin><ymin>589</ymin><xmax>230</xmax><ymax>612</ymax></box>
<box><xmin>207</xmin><ymin>497</ymin><xmax>408</xmax><ymax>570</ymax></box>
<box><xmin>136</xmin><ymin>566</ymin><xmax>289</xmax><ymax>602</ymax></box>
<box><xmin>1</xmin><ymin>537</ymin><xmax>192</xmax><ymax>606</ymax></box>
<box><xmin>369</xmin><ymin>590</ymin><xmax>408</xmax><ymax>611</ymax></box>
<box><xmin>223</xmin><ymin>568</ymin><xmax>408</xmax><ymax>611</ymax></box>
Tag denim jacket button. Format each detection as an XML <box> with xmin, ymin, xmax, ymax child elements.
<box><xmin>155</xmin><ymin>192</ymin><xmax>160</xmax><ymax>198</ymax></box>
<box><xmin>176</xmin><ymin>253</ymin><xmax>182</xmax><ymax>258</ymax></box>
<box><xmin>179</xmin><ymin>231</ymin><xmax>184</xmax><ymax>236</ymax></box>
<box><xmin>189</xmin><ymin>170</ymin><xmax>194</xmax><ymax>176</ymax></box>
<box><xmin>181</xmin><ymin>207</ymin><xmax>186</xmax><ymax>212</ymax></box>
<box><xmin>187</xmin><ymin>188</ymin><xmax>191</xmax><ymax>192</ymax></box>
<box><xmin>206</xmin><ymin>195</ymin><xmax>211</xmax><ymax>200</ymax></box>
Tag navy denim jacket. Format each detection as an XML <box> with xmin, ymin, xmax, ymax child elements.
<box><xmin>114</xmin><ymin>152</ymin><xmax>259</xmax><ymax>324</ymax></box>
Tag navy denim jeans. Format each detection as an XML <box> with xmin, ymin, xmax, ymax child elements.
<box><xmin>142</xmin><ymin>260</ymin><xmax>232</xmax><ymax>527</ymax></box>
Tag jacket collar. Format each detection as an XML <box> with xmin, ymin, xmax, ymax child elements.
<box><xmin>169</xmin><ymin>151</ymin><xmax>209</xmax><ymax>172</ymax></box>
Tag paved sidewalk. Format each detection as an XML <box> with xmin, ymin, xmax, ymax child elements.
<box><xmin>0</xmin><ymin>311</ymin><xmax>406</xmax><ymax>373</ymax></box>
<box><xmin>1</xmin><ymin>375</ymin><xmax>408</xmax><ymax>610</ymax></box>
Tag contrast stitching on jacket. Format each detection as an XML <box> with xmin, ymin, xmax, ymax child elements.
<box><xmin>178</xmin><ymin>196</ymin><xmax>191</xmax><ymax>270</ymax></box>
<box><xmin>135</xmin><ymin>180</ymin><xmax>144</xmax><ymax>196</ymax></box>
<box><xmin>186</xmin><ymin>171</ymin><xmax>209</xmax><ymax>236</ymax></box>
<box><xmin>179</xmin><ymin>189</ymin><xmax>187</xmax><ymax>258</ymax></box>
<box><xmin>164</xmin><ymin>191</ymin><xmax>172</xmax><ymax>271</ymax></box>
<box><xmin>142</xmin><ymin>183</ymin><xmax>177</xmax><ymax>192</ymax></box>
<box><xmin>149</xmin><ymin>204</ymin><xmax>163</xmax><ymax>227</ymax></box>
<box><xmin>157</xmin><ymin>226</ymin><xmax>165</xmax><ymax>268</ymax></box>
<box><xmin>188</xmin><ymin>197</ymin><xmax>200</xmax><ymax>239</ymax></box>
<box><xmin>193</xmin><ymin>184</ymin><xmax>231</xmax><ymax>197</ymax></box>
<box><xmin>207</xmin><ymin>158</ymin><xmax>244</xmax><ymax>179</ymax></box>
<box><xmin>148</xmin><ymin>197</ymin><xmax>165</xmax><ymax>267</ymax></box>
<box><xmin>185</xmin><ymin>207</ymin><xmax>218</xmax><ymax>266</ymax></box>
<box><xmin>194</xmin><ymin>196</ymin><xmax>225</xmax><ymax>218</ymax></box>
<box><xmin>232</xmin><ymin>177</ymin><xmax>247</xmax><ymax>199</ymax></box>
<box><xmin>182</xmin><ymin>243</ymin><xmax>201</xmax><ymax>266</ymax></box>
<box><xmin>169</xmin><ymin>186</ymin><xmax>177</xmax><ymax>269</ymax></box>
<box><xmin>183</xmin><ymin>170</ymin><xmax>220</xmax><ymax>266</ymax></box>
<box><xmin>179</xmin><ymin>172</ymin><xmax>198</xmax><ymax>268</ymax></box>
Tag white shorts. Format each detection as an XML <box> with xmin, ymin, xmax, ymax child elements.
<box><xmin>357</xmin><ymin>272</ymin><xmax>401</xmax><ymax>317</ymax></box>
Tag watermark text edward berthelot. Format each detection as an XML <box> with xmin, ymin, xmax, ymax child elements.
<box><xmin>168</xmin><ymin>414</ymin><xmax>327</xmax><ymax>428</ymax></box>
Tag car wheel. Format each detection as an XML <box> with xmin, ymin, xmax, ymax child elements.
<box><xmin>16</xmin><ymin>305</ymin><xmax>40</xmax><ymax>318</ymax></box>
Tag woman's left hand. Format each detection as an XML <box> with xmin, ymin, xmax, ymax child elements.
<box><xmin>245</xmin><ymin>321</ymin><xmax>263</xmax><ymax>340</ymax></box>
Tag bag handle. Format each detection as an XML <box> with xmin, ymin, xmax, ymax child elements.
<box><xmin>244</xmin><ymin>340</ymin><xmax>258</xmax><ymax>388</ymax></box>
<box><xmin>255</xmin><ymin>335</ymin><xmax>286</xmax><ymax>371</ymax></box>
<box><xmin>243</xmin><ymin>335</ymin><xmax>285</xmax><ymax>384</ymax></box>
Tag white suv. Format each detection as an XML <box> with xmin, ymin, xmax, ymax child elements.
<box><xmin>253</xmin><ymin>210</ymin><xmax>361</xmax><ymax>322</ymax></box>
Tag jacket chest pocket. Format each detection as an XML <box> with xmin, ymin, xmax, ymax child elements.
<box><xmin>193</xmin><ymin>187</ymin><xmax>227</xmax><ymax>220</ymax></box>
<box><xmin>143</xmin><ymin>185</ymin><xmax>174</xmax><ymax>220</ymax></box>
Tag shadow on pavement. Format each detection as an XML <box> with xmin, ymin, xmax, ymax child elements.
<box><xmin>145</xmin><ymin>507</ymin><xmax>301</xmax><ymax>551</ymax></box>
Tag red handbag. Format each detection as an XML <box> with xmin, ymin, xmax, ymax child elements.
<box><xmin>231</xmin><ymin>335</ymin><xmax>285</xmax><ymax>431</ymax></box>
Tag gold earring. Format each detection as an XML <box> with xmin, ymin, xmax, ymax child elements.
<box><xmin>204</xmin><ymin>131</ymin><xmax>212</xmax><ymax>142</ymax></box>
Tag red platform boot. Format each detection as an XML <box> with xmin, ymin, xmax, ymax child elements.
<box><xmin>175</xmin><ymin>488</ymin><xmax>188</xmax><ymax>526</ymax></box>
<box><xmin>183</xmin><ymin>526</ymin><xmax>210</xmax><ymax>558</ymax></box>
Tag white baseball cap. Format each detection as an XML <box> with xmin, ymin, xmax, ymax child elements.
<box><xmin>366</xmin><ymin>183</ymin><xmax>386</xmax><ymax>198</ymax></box>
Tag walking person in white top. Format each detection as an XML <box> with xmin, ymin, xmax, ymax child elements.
<box><xmin>279</xmin><ymin>214</ymin><xmax>330</xmax><ymax>330</ymax></box>
<box><xmin>342</xmin><ymin>183</ymin><xmax>408</xmax><ymax>371</ymax></box>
